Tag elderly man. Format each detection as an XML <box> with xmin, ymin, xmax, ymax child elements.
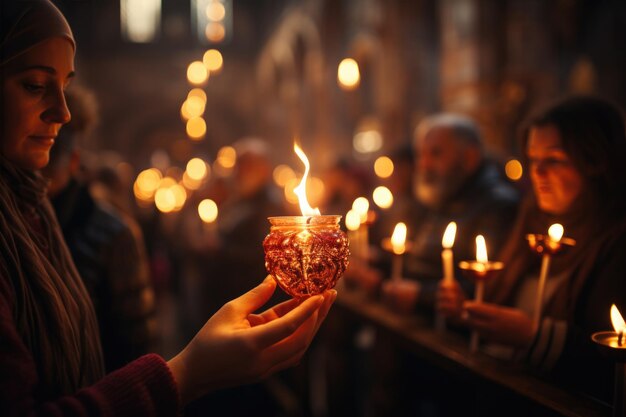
<box><xmin>390</xmin><ymin>113</ymin><xmax>520</xmax><ymax>311</ymax></box>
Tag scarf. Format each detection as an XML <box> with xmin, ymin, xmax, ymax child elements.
<box><xmin>486</xmin><ymin>190</ymin><xmax>626</xmax><ymax>321</ymax></box>
<box><xmin>0</xmin><ymin>155</ymin><xmax>103</xmax><ymax>398</ymax></box>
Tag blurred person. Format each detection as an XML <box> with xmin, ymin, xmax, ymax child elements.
<box><xmin>387</xmin><ymin>113</ymin><xmax>519</xmax><ymax>312</ymax></box>
<box><xmin>0</xmin><ymin>1</ymin><xmax>335</xmax><ymax>415</ymax></box>
<box><xmin>41</xmin><ymin>85</ymin><xmax>157</xmax><ymax>372</ymax></box>
<box><xmin>438</xmin><ymin>96</ymin><xmax>626</xmax><ymax>402</ymax></box>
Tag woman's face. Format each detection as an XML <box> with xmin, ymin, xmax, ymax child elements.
<box><xmin>1</xmin><ymin>38</ymin><xmax>74</xmax><ymax>170</ymax></box>
<box><xmin>527</xmin><ymin>125</ymin><xmax>584</xmax><ymax>215</ymax></box>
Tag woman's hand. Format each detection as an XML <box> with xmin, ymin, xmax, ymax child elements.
<box><xmin>436</xmin><ymin>280</ymin><xmax>466</xmax><ymax>321</ymax></box>
<box><xmin>168</xmin><ymin>276</ymin><xmax>336</xmax><ymax>404</ymax></box>
<box><xmin>463</xmin><ymin>302</ymin><xmax>536</xmax><ymax>348</ymax></box>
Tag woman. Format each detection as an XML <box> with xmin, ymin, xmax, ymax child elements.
<box><xmin>0</xmin><ymin>1</ymin><xmax>335</xmax><ymax>415</ymax></box>
<box><xmin>437</xmin><ymin>95</ymin><xmax>626</xmax><ymax>401</ymax></box>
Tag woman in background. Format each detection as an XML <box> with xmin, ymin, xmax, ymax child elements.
<box><xmin>438</xmin><ymin>95</ymin><xmax>626</xmax><ymax>401</ymax></box>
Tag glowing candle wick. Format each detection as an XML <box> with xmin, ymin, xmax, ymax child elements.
<box><xmin>619</xmin><ymin>331</ymin><xmax>624</xmax><ymax>346</ymax></box>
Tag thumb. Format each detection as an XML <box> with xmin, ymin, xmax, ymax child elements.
<box><xmin>230</xmin><ymin>275</ymin><xmax>277</xmax><ymax>315</ymax></box>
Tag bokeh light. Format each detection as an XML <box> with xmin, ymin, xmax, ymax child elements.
<box><xmin>203</xmin><ymin>49</ymin><xmax>223</xmax><ymax>73</ymax></box>
<box><xmin>170</xmin><ymin>184</ymin><xmax>187</xmax><ymax>211</ymax></box>
<box><xmin>505</xmin><ymin>159</ymin><xmax>523</xmax><ymax>181</ymax></box>
<box><xmin>273</xmin><ymin>164</ymin><xmax>296</xmax><ymax>187</ymax></box>
<box><xmin>186</xmin><ymin>157</ymin><xmax>208</xmax><ymax>180</ymax></box>
<box><xmin>205</xmin><ymin>2</ymin><xmax>225</xmax><ymax>21</ymax></box>
<box><xmin>205</xmin><ymin>22</ymin><xmax>225</xmax><ymax>43</ymax></box>
<box><xmin>374</xmin><ymin>156</ymin><xmax>394</xmax><ymax>178</ymax></box>
<box><xmin>187</xmin><ymin>61</ymin><xmax>209</xmax><ymax>85</ymax></box>
<box><xmin>352</xmin><ymin>197</ymin><xmax>369</xmax><ymax>223</ymax></box>
<box><xmin>337</xmin><ymin>58</ymin><xmax>360</xmax><ymax>90</ymax></box>
<box><xmin>216</xmin><ymin>146</ymin><xmax>236</xmax><ymax>168</ymax></box>
<box><xmin>198</xmin><ymin>199</ymin><xmax>219</xmax><ymax>223</ymax></box>
<box><xmin>373</xmin><ymin>186</ymin><xmax>394</xmax><ymax>209</ymax></box>
<box><xmin>185</xmin><ymin>96</ymin><xmax>206</xmax><ymax>118</ymax></box>
<box><xmin>188</xmin><ymin>88</ymin><xmax>207</xmax><ymax>102</ymax></box>
<box><xmin>154</xmin><ymin>187</ymin><xmax>176</xmax><ymax>213</ymax></box>
<box><xmin>186</xmin><ymin>117</ymin><xmax>207</xmax><ymax>140</ymax></box>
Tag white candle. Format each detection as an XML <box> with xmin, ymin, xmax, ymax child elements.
<box><xmin>352</xmin><ymin>197</ymin><xmax>370</xmax><ymax>261</ymax></box>
<box><xmin>533</xmin><ymin>224</ymin><xmax>563</xmax><ymax>329</ymax></box>
<box><xmin>390</xmin><ymin>222</ymin><xmax>407</xmax><ymax>282</ymax></box>
<box><xmin>441</xmin><ymin>222</ymin><xmax>457</xmax><ymax>283</ymax></box>
<box><xmin>470</xmin><ymin>235</ymin><xmax>488</xmax><ymax>353</ymax></box>
<box><xmin>345</xmin><ymin>210</ymin><xmax>361</xmax><ymax>258</ymax></box>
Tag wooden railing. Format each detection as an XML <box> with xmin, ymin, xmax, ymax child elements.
<box><xmin>334</xmin><ymin>288</ymin><xmax>612</xmax><ymax>417</ymax></box>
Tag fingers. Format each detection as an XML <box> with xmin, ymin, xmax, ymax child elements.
<box><xmin>247</xmin><ymin>294</ymin><xmax>324</xmax><ymax>348</ymax></box>
<box><xmin>313</xmin><ymin>289</ymin><xmax>337</xmax><ymax>334</ymax></box>
<box><xmin>228</xmin><ymin>276</ymin><xmax>277</xmax><ymax>316</ymax></box>
<box><xmin>248</xmin><ymin>298</ymin><xmax>302</xmax><ymax>326</ymax></box>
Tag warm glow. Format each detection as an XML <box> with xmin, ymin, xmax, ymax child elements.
<box><xmin>186</xmin><ymin>158</ymin><xmax>208</xmax><ymax>180</ymax></box>
<box><xmin>198</xmin><ymin>199</ymin><xmax>219</xmax><ymax>223</ymax></box>
<box><xmin>337</xmin><ymin>58</ymin><xmax>360</xmax><ymax>90</ymax></box>
<box><xmin>187</xmin><ymin>61</ymin><xmax>209</xmax><ymax>85</ymax></box>
<box><xmin>171</xmin><ymin>184</ymin><xmax>187</xmax><ymax>211</ymax></box>
<box><xmin>273</xmin><ymin>164</ymin><xmax>296</xmax><ymax>187</ymax></box>
<box><xmin>372</xmin><ymin>186</ymin><xmax>393</xmax><ymax>209</ymax></box>
<box><xmin>283</xmin><ymin>177</ymin><xmax>299</xmax><ymax>205</ymax></box>
<box><xmin>611</xmin><ymin>304</ymin><xmax>626</xmax><ymax>333</ymax></box>
<box><xmin>188</xmin><ymin>88</ymin><xmax>207</xmax><ymax>102</ymax></box>
<box><xmin>203</xmin><ymin>49</ymin><xmax>223</xmax><ymax>72</ymax></box>
<box><xmin>205</xmin><ymin>22</ymin><xmax>225</xmax><ymax>42</ymax></box>
<box><xmin>182</xmin><ymin>172</ymin><xmax>203</xmax><ymax>190</ymax></box>
<box><xmin>185</xmin><ymin>96</ymin><xmax>206</xmax><ymax>118</ymax></box>
<box><xmin>353</xmin><ymin>130</ymin><xmax>383</xmax><ymax>154</ymax></box>
<box><xmin>159</xmin><ymin>177</ymin><xmax>177</xmax><ymax>189</ymax></box>
<box><xmin>216</xmin><ymin>146</ymin><xmax>236</xmax><ymax>168</ymax></box>
<box><xmin>391</xmin><ymin>222</ymin><xmax>408</xmax><ymax>255</ymax></box>
<box><xmin>548</xmin><ymin>223</ymin><xmax>564</xmax><ymax>242</ymax></box>
<box><xmin>374</xmin><ymin>156</ymin><xmax>394</xmax><ymax>178</ymax></box>
<box><xmin>505</xmin><ymin>159</ymin><xmax>523</xmax><ymax>181</ymax></box>
<box><xmin>205</xmin><ymin>2</ymin><xmax>225</xmax><ymax>21</ymax></box>
<box><xmin>476</xmin><ymin>235</ymin><xmax>488</xmax><ymax>263</ymax></box>
<box><xmin>345</xmin><ymin>210</ymin><xmax>360</xmax><ymax>231</ymax></box>
<box><xmin>352</xmin><ymin>197</ymin><xmax>369</xmax><ymax>223</ymax></box>
<box><xmin>120</xmin><ymin>0</ymin><xmax>161</xmax><ymax>43</ymax></box>
<box><xmin>136</xmin><ymin>168</ymin><xmax>162</xmax><ymax>195</ymax></box>
<box><xmin>186</xmin><ymin>117</ymin><xmax>207</xmax><ymax>140</ymax></box>
<box><xmin>442</xmin><ymin>222</ymin><xmax>457</xmax><ymax>249</ymax></box>
<box><xmin>155</xmin><ymin>188</ymin><xmax>176</xmax><ymax>213</ymax></box>
<box><xmin>180</xmin><ymin>102</ymin><xmax>191</xmax><ymax>121</ymax></box>
<box><xmin>308</xmin><ymin>177</ymin><xmax>325</xmax><ymax>208</ymax></box>
<box><xmin>293</xmin><ymin>143</ymin><xmax>321</xmax><ymax>216</ymax></box>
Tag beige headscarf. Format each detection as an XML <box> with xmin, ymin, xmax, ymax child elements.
<box><xmin>1</xmin><ymin>0</ymin><xmax>104</xmax><ymax>399</ymax></box>
<box><xmin>1</xmin><ymin>0</ymin><xmax>75</xmax><ymax>65</ymax></box>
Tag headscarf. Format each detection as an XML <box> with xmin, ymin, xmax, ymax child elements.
<box><xmin>0</xmin><ymin>0</ymin><xmax>104</xmax><ymax>398</ymax></box>
<box><xmin>1</xmin><ymin>0</ymin><xmax>75</xmax><ymax>66</ymax></box>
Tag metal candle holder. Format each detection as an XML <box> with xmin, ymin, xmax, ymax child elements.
<box><xmin>526</xmin><ymin>233</ymin><xmax>576</xmax><ymax>328</ymax></box>
<box><xmin>591</xmin><ymin>331</ymin><xmax>626</xmax><ymax>417</ymax></box>
<box><xmin>459</xmin><ymin>261</ymin><xmax>504</xmax><ymax>353</ymax></box>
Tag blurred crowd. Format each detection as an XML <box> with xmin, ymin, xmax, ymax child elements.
<box><xmin>58</xmin><ymin>82</ymin><xmax>625</xmax><ymax>417</ymax></box>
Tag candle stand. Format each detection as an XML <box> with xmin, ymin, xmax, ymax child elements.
<box><xmin>459</xmin><ymin>261</ymin><xmax>504</xmax><ymax>353</ymax></box>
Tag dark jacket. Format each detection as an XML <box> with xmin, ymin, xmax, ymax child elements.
<box><xmin>52</xmin><ymin>180</ymin><xmax>156</xmax><ymax>372</ymax></box>
<box><xmin>403</xmin><ymin>162</ymin><xmax>520</xmax><ymax>309</ymax></box>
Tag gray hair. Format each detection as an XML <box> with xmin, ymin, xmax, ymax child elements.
<box><xmin>414</xmin><ymin>113</ymin><xmax>483</xmax><ymax>150</ymax></box>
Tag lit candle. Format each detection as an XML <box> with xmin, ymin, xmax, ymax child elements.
<box><xmin>470</xmin><ymin>235</ymin><xmax>488</xmax><ymax>353</ymax></box>
<box><xmin>198</xmin><ymin>198</ymin><xmax>219</xmax><ymax>238</ymax></box>
<box><xmin>533</xmin><ymin>223</ymin><xmax>564</xmax><ymax>329</ymax></box>
<box><xmin>352</xmin><ymin>197</ymin><xmax>370</xmax><ymax>260</ymax></box>
<box><xmin>390</xmin><ymin>222</ymin><xmax>407</xmax><ymax>282</ymax></box>
<box><xmin>345</xmin><ymin>209</ymin><xmax>361</xmax><ymax>258</ymax></box>
<box><xmin>612</xmin><ymin>304</ymin><xmax>626</xmax><ymax>347</ymax></box>
<box><xmin>441</xmin><ymin>222</ymin><xmax>457</xmax><ymax>283</ymax></box>
<box><xmin>590</xmin><ymin>304</ymin><xmax>626</xmax><ymax>417</ymax></box>
<box><xmin>263</xmin><ymin>144</ymin><xmax>349</xmax><ymax>298</ymax></box>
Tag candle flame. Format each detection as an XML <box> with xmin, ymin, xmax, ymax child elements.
<box><xmin>391</xmin><ymin>222</ymin><xmax>407</xmax><ymax>255</ymax></box>
<box><xmin>345</xmin><ymin>210</ymin><xmax>360</xmax><ymax>231</ymax></box>
<box><xmin>476</xmin><ymin>235</ymin><xmax>488</xmax><ymax>263</ymax></box>
<box><xmin>352</xmin><ymin>197</ymin><xmax>369</xmax><ymax>223</ymax></box>
<box><xmin>611</xmin><ymin>304</ymin><xmax>626</xmax><ymax>333</ymax></box>
<box><xmin>293</xmin><ymin>143</ymin><xmax>321</xmax><ymax>216</ymax></box>
<box><xmin>548</xmin><ymin>223</ymin><xmax>564</xmax><ymax>242</ymax></box>
<box><xmin>442</xmin><ymin>221</ymin><xmax>457</xmax><ymax>249</ymax></box>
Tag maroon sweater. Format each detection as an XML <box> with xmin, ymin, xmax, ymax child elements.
<box><xmin>0</xmin><ymin>272</ymin><xmax>180</xmax><ymax>416</ymax></box>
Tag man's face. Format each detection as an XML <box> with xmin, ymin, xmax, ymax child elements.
<box><xmin>414</xmin><ymin>127</ymin><xmax>469</xmax><ymax>208</ymax></box>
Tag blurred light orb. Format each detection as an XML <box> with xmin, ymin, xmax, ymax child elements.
<box><xmin>338</xmin><ymin>58</ymin><xmax>360</xmax><ymax>90</ymax></box>
<box><xmin>203</xmin><ymin>49</ymin><xmax>223</xmax><ymax>72</ymax></box>
<box><xmin>373</xmin><ymin>186</ymin><xmax>394</xmax><ymax>209</ymax></box>
<box><xmin>198</xmin><ymin>199</ymin><xmax>219</xmax><ymax>223</ymax></box>
<box><xmin>186</xmin><ymin>96</ymin><xmax>206</xmax><ymax>118</ymax></box>
<box><xmin>216</xmin><ymin>146</ymin><xmax>236</xmax><ymax>168</ymax></box>
<box><xmin>352</xmin><ymin>197</ymin><xmax>369</xmax><ymax>222</ymax></box>
<box><xmin>205</xmin><ymin>2</ymin><xmax>225</xmax><ymax>21</ymax></box>
<box><xmin>505</xmin><ymin>159</ymin><xmax>523</xmax><ymax>181</ymax></box>
<box><xmin>205</xmin><ymin>22</ymin><xmax>225</xmax><ymax>43</ymax></box>
<box><xmin>182</xmin><ymin>172</ymin><xmax>203</xmax><ymax>190</ymax></box>
<box><xmin>308</xmin><ymin>177</ymin><xmax>325</xmax><ymax>207</ymax></box>
<box><xmin>155</xmin><ymin>188</ymin><xmax>176</xmax><ymax>213</ymax></box>
<box><xmin>345</xmin><ymin>210</ymin><xmax>360</xmax><ymax>231</ymax></box>
<box><xmin>180</xmin><ymin>101</ymin><xmax>191</xmax><ymax>121</ymax></box>
<box><xmin>159</xmin><ymin>176</ymin><xmax>177</xmax><ymax>189</ymax></box>
<box><xmin>188</xmin><ymin>88</ymin><xmax>207</xmax><ymax>102</ymax></box>
<box><xmin>171</xmin><ymin>184</ymin><xmax>187</xmax><ymax>211</ymax></box>
<box><xmin>186</xmin><ymin>117</ymin><xmax>207</xmax><ymax>140</ymax></box>
<box><xmin>136</xmin><ymin>168</ymin><xmax>162</xmax><ymax>195</ymax></box>
<box><xmin>273</xmin><ymin>164</ymin><xmax>296</xmax><ymax>187</ymax></box>
<box><xmin>284</xmin><ymin>177</ymin><xmax>299</xmax><ymax>205</ymax></box>
<box><xmin>374</xmin><ymin>156</ymin><xmax>394</xmax><ymax>178</ymax></box>
<box><xmin>354</xmin><ymin>130</ymin><xmax>383</xmax><ymax>154</ymax></box>
<box><xmin>187</xmin><ymin>61</ymin><xmax>209</xmax><ymax>85</ymax></box>
<box><xmin>186</xmin><ymin>157</ymin><xmax>208</xmax><ymax>180</ymax></box>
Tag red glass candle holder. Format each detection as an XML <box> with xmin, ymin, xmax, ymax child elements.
<box><xmin>263</xmin><ymin>215</ymin><xmax>350</xmax><ymax>298</ymax></box>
